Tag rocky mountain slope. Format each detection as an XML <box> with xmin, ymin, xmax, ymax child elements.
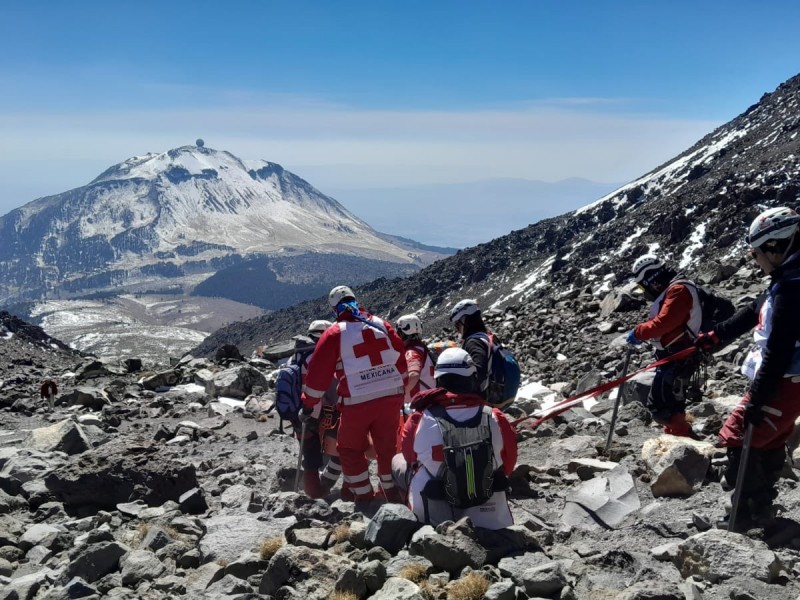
<box><xmin>194</xmin><ymin>73</ymin><xmax>800</xmax><ymax>371</ymax></box>
<box><xmin>2</xmin><ymin>309</ymin><xmax>800</xmax><ymax>599</ymax></box>
<box><xmin>0</xmin><ymin>144</ymin><xmax>451</xmax><ymax>306</ymax></box>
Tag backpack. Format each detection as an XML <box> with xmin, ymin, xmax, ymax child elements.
<box><xmin>695</xmin><ymin>286</ymin><xmax>736</xmax><ymax>333</ymax></box>
<box><xmin>676</xmin><ymin>280</ymin><xmax>736</xmax><ymax>334</ymax></box>
<box><xmin>274</xmin><ymin>351</ymin><xmax>310</xmax><ymax>425</ymax></box>
<box><xmin>468</xmin><ymin>333</ymin><xmax>522</xmax><ymax>408</ymax></box>
<box><xmin>428</xmin><ymin>404</ymin><xmax>496</xmax><ymax>509</ymax></box>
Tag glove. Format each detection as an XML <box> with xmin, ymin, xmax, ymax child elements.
<box><xmin>743</xmin><ymin>402</ymin><xmax>765</xmax><ymax>428</ymax></box>
<box><xmin>695</xmin><ymin>330</ymin><xmax>720</xmax><ymax>352</ymax></box>
<box><xmin>626</xmin><ymin>330</ymin><xmax>642</xmax><ymax>346</ymax></box>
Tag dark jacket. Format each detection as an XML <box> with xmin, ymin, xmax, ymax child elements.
<box><xmin>716</xmin><ymin>250</ymin><xmax>800</xmax><ymax>406</ymax></box>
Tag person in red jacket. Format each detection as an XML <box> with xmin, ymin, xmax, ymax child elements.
<box><xmin>395</xmin><ymin>314</ymin><xmax>436</xmax><ymax>404</ymax></box>
<box><xmin>627</xmin><ymin>255</ymin><xmax>702</xmax><ymax>437</ymax></box>
<box><xmin>393</xmin><ymin>347</ymin><xmax>518</xmax><ymax>529</ymax></box>
<box><xmin>301</xmin><ymin>285</ymin><xmax>408</xmax><ymax>508</ymax></box>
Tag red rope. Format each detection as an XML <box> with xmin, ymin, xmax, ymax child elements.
<box><xmin>511</xmin><ymin>347</ymin><xmax>698</xmax><ymax>430</ymax></box>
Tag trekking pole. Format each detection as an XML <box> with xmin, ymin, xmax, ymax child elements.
<box><xmin>604</xmin><ymin>346</ymin><xmax>633</xmax><ymax>455</ymax></box>
<box><xmin>728</xmin><ymin>423</ymin><xmax>754</xmax><ymax>533</ymax></box>
<box><xmin>294</xmin><ymin>419</ymin><xmax>307</xmax><ymax>493</ymax></box>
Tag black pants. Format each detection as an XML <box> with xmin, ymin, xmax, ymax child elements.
<box><xmin>725</xmin><ymin>446</ymin><xmax>786</xmax><ymax>512</ymax></box>
<box><xmin>646</xmin><ymin>356</ymin><xmax>699</xmax><ymax>424</ymax></box>
<box><xmin>296</xmin><ymin>420</ymin><xmax>324</xmax><ymax>471</ymax></box>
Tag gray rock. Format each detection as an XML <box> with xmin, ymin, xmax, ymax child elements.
<box><xmin>119</xmin><ymin>549</ymin><xmax>166</xmax><ymax>586</ymax></box>
<box><xmin>562</xmin><ymin>465</ymin><xmax>640</xmax><ymax>529</ymax></box>
<box><xmin>360</xmin><ymin>559</ymin><xmax>388</xmax><ymax>593</ymax></box>
<box><xmin>674</xmin><ymin>530</ymin><xmax>783</xmax><ymax>583</ymax></box>
<box><xmin>140</xmin><ymin>369</ymin><xmax>181</xmax><ymax>391</ymax></box>
<box><xmin>199</xmin><ymin>515</ymin><xmax>294</xmax><ymax>563</ymax></box>
<box><xmin>365</xmin><ymin>503</ymin><xmax>423</xmax><ymax>554</ymax></box>
<box><xmin>520</xmin><ymin>560</ymin><xmax>568</xmax><ymax>597</ymax></box>
<box><xmin>475</xmin><ymin>525</ymin><xmax>543</xmax><ymax>564</ymax></box>
<box><xmin>25</xmin><ymin>420</ymin><xmax>91</xmax><ymax>455</ymax></box>
<box><xmin>206</xmin><ymin>366</ymin><xmax>268</xmax><ymax>400</ymax></box>
<box><xmin>287</xmin><ymin>527</ymin><xmax>330</xmax><ymax>549</ymax></box>
<box><xmin>258</xmin><ymin>545</ymin><xmax>357</xmax><ymax>598</ymax></box>
<box><xmin>219</xmin><ymin>484</ymin><xmax>252</xmax><ymax>510</ymax></box>
<box><xmin>616</xmin><ymin>581</ymin><xmax>683</xmax><ymax>599</ymax></box>
<box><xmin>19</xmin><ymin>523</ymin><xmax>63</xmax><ymax>551</ymax></box>
<box><xmin>183</xmin><ymin>562</ymin><xmax>224</xmax><ymax>596</ymax></box>
<box><xmin>498</xmin><ymin>551</ymin><xmax>550</xmax><ymax>581</ymax></box>
<box><xmin>385</xmin><ymin>553</ymin><xmax>434</xmax><ymax>577</ymax></box>
<box><xmin>0</xmin><ymin>449</ymin><xmax>69</xmax><ymax>496</ymax></box>
<box><xmin>42</xmin><ymin>576</ymin><xmax>98</xmax><ymax>599</ymax></box>
<box><xmin>224</xmin><ymin>551</ymin><xmax>269</xmax><ymax>580</ymax></box>
<box><xmin>3</xmin><ymin>570</ymin><xmax>49</xmax><ymax>600</ymax></box>
<box><xmin>416</xmin><ymin>529</ymin><xmax>487</xmax><ymax>573</ymax></box>
<box><xmin>139</xmin><ymin>526</ymin><xmax>173</xmax><ymax>552</ymax></box>
<box><xmin>178</xmin><ymin>487</ymin><xmax>208</xmax><ymax>515</ymax></box>
<box><xmin>61</xmin><ymin>387</ymin><xmax>111</xmax><ymax>410</ymax></box>
<box><xmin>370</xmin><ymin>577</ymin><xmax>426</xmax><ymax>600</ymax></box>
<box><xmin>0</xmin><ymin>489</ymin><xmax>27</xmax><ymax>514</ymax></box>
<box><xmin>0</xmin><ymin>557</ymin><xmax>11</xmax><ymax>577</ymax></box>
<box><xmin>63</xmin><ymin>541</ymin><xmax>129</xmax><ymax>583</ymax></box>
<box><xmin>485</xmin><ymin>580</ymin><xmax>517</xmax><ymax>600</ymax></box>
<box><xmin>44</xmin><ymin>439</ymin><xmax>199</xmax><ymax>511</ymax></box>
<box><xmin>642</xmin><ymin>436</ymin><xmax>715</xmax><ymax>497</ymax></box>
<box><xmin>204</xmin><ymin>573</ymin><xmax>252</xmax><ymax>596</ymax></box>
<box><xmin>600</xmin><ymin>290</ymin><xmax>641</xmax><ymax>317</ymax></box>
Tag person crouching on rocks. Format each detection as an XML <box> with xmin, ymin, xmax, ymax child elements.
<box><xmin>392</xmin><ymin>347</ymin><xmax>518</xmax><ymax>529</ymax></box>
<box><xmin>301</xmin><ymin>286</ymin><xmax>408</xmax><ymax>509</ymax></box>
<box><xmin>696</xmin><ymin>207</ymin><xmax>800</xmax><ymax>529</ymax></box>
<box><xmin>626</xmin><ymin>255</ymin><xmax>703</xmax><ymax>438</ymax></box>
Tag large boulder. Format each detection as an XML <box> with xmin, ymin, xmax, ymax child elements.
<box><xmin>206</xmin><ymin>365</ymin><xmax>269</xmax><ymax>399</ymax></box>
<box><xmin>365</xmin><ymin>504</ymin><xmax>424</xmax><ymax>554</ymax></box>
<box><xmin>199</xmin><ymin>515</ymin><xmax>295</xmax><ymax>563</ymax></box>
<box><xmin>642</xmin><ymin>436</ymin><xmax>715</xmax><ymax>497</ymax></box>
<box><xmin>259</xmin><ymin>545</ymin><xmax>358</xmax><ymax>598</ymax></box>
<box><xmin>44</xmin><ymin>438</ymin><xmax>199</xmax><ymax>511</ymax></box>
<box><xmin>60</xmin><ymin>387</ymin><xmax>112</xmax><ymax>410</ymax></box>
<box><xmin>0</xmin><ymin>449</ymin><xmax>69</xmax><ymax>497</ymax></box>
<box><xmin>25</xmin><ymin>420</ymin><xmax>91</xmax><ymax>455</ymax></box>
<box><xmin>673</xmin><ymin>529</ymin><xmax>783</xmax><ymax>583</ymax></box>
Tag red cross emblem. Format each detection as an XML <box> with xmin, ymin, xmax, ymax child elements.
<box><xmin>353</xmin><ymin>328</ymin><xmax>390</xmax><ymax>366</ymax></box>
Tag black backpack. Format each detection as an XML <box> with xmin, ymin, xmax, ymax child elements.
<box><xmin>675</xmin><ymin>280</ymin><xmax>736</xmax><ymax>333</ymax></box>
<box><xmin>428</xmin><ymin>404</ymin><xmax>496</xmax><ymax>509</ymax></box>
<box><xmin>695</xmin><ymin>286</ymin><xmax>736</xmax><ymax>332</ymax></box>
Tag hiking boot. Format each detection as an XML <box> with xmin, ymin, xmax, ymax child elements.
<box><xmin>663</xmin><ymin>413</ymin><xmax>699</xmax><ymax>439</ymax></box>
<box><xmin>303</xmin><ymin>469</ymin><xmax>323</xmax><ymax>499</ymax></box>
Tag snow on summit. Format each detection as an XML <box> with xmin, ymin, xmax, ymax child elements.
<box><xmin>0</xmin><ymin>143</ymin><xmax>426</xmax><ymax>304</ymax></box>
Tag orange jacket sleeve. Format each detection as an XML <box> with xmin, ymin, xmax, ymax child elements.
<box><xmin>634</xmin><ymin>284</ymin><xmax>693</xmax><ymax>342</ymax></box>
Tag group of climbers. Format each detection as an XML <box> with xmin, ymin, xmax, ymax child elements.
<box><xmin>282</xmin><ymin>205</ymin><xmax>800</xmax><ymax>533</ymax></box>
<box><xmin>285</xmin><ymin>284</ymin><xmax>517</xmax><ymax>527</ymax></box>
<box><xmin>627</xmin><ymin>206</ymin><xmax>800</xmax><ymax>530</ymax></box>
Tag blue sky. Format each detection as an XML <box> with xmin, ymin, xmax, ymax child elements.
<box><xmin>1</xmin><ymin>1</ymin><xmax>799</xmax><ymax>243</ymax></box>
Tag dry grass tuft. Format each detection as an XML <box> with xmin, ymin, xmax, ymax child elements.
<box><xmin>327</xmin><ymin>592</ymin><xmax>360</xmax><ymax>600</ymax></box>
<box><xmin>447</xmin><ymin>572</ymin><xmax>490</xmax><ymax>600</ymax></box>
<box><xmin>332</xmin><ymin>523</ymin><xmax>352</xmax><ymax>544</ymax></box>
<box><xmin>419</xmin><ymin>579</ymin><xmax>443</xmax><ymax>600</ymax></box>
<box><xmin>135</xmin><ymin>522</ymin><xmax>150</xmax><ymax>543</ymax></box>
<box><xmin>399</xmin><ymin>562</ymin><xmax>429</xmax><ymax>583</ymax></box>
<box><xmin>215</xmin><ymin>558</ymin><xmax>229</xmax><ymax>567</ymax></box>
<box><xmin>260</xmin><ymin>536</ymin><xmax>284</xmax><ymax>560</ymax></box>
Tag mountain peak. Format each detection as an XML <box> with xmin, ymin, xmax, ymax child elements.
<box><xmin>0</xmin><ymin>145</ymin><xmax>428</xmax><ymax>303</ymax></box>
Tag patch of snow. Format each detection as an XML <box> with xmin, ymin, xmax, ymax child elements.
<box><xmin>678</xmin><ymin>222</ymin><xmax>707</xmax><ymax>269</ymax></box>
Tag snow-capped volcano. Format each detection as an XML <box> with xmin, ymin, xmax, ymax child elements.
<box><xmin>0</xmin><ymin>144</ymin><xmax>437</xmax><ymax>304</ymax></box>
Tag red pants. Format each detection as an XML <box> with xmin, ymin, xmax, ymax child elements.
<box><xmin>719</xmin><ymin>379</ymin><xmax>800</xmax><ymax>450</ymax></box>
<box><xmin>337</xmin><ymin>395</ymin><xmax>403</xmax><ymax>498</ymax></box>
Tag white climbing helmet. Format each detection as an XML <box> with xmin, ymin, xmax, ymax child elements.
<box><xmin>449</xmin><ymin>299</ymin><xmax>480</xmax><ymax>323</ymax></box>
<box><xmin>308</xmin><ymin>320</ymin><xmax>332</xmax><ymax>337</ymax></box>
<box><xmin>746</xmin><ymin>206</ymin><xmax>800</xmax><ymax>249</ymax></box>
<box><xmin>434</xmin><ymin>348</ymin><xmax>477</xmax><ymax>379</ymax></box>
<box><xmin>395</xmin><ymin>314</ymin><xmax>422</xmax><ymax>336</ymax></box>
<box><xmin>631</xmin><ymin>255</ymin><xmax>664</xmax><ymax>284</ymax></box>
<box><xmin>328</xmin><ymin>285</ymin><xmax>355</xmax><ymax>308</ymax></box>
